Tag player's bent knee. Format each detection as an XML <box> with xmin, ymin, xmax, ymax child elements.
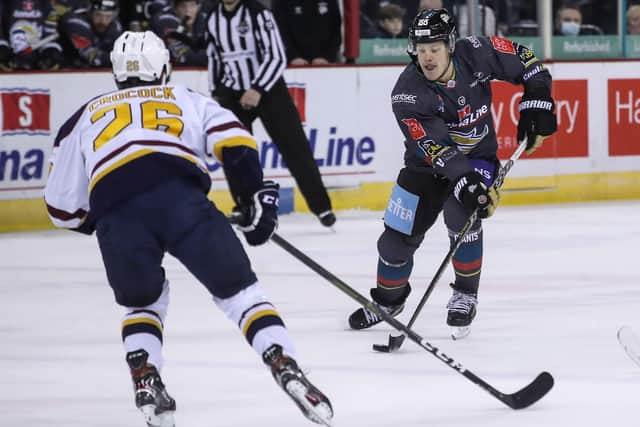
<box><xmin>116</xmin><ymin>279</ymin><xmax>169</xmax><ymax>313</ymax></box>
<box><xmin>377</xmin><ymin>228</ymin><xmax>424</xmax><ymax>263</ymax></box>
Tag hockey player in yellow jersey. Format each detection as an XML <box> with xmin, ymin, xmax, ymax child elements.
<box><xmin>44</xmin><ymin>31</ymin><xmax>333</xmax><ymax>427</ymax></box>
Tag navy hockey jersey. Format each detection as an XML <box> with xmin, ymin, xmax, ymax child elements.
<box><xmin>391</xmin><ymin>35</ymin><xmax>552</xmax><ymax>181</ymax></box>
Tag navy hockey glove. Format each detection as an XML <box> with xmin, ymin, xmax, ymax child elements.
<box><xmin>452</xmin><ymin>172</ymin><xmax>500</xmax><ymax>219</ymax></box>
<box><xmin>37</xmin><ymin>46</ymin><xmax>63</xmax><ymax>70</ymax></box>
<box><xmin>517</xmin><ymin>96</ymin><xmax>557</xmax><ymax>154</ymax></box>
<box><xmin>231</xmin><ymin>180</ymin><xmax>279</xmax><ymax>246</ymax></box>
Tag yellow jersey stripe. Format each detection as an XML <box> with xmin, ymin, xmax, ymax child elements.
<box><xmin>121</xmin><ymin>317</ymin><xmax>163</xmax><ymax>332</ymax></box>
<box><xmin>455</xmin><ymin>271</ymin><xmax>481</xmax><ymax>278</ymax></box>
<box><xmin>242</xmin><ymin>309</ymin><xmax>279</xmax><ymax>336</ymax></box>
<box><xmin>213</xmin><ymin>136</ymin><xmax>258</xmax><ymax>161</ymax></box>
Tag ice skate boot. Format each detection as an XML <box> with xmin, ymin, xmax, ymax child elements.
<box><xmin>263</xmin><ymin>344</ymin><xmax>333</xmax><ymax>426</ymax></box>
<box><xmin>348</xmin><ymin>287</ymin><xmax>407</xmax><ymax>330</ymax></box>
<box><xmin>348</xmin><ymin>302</ymin><xmax>405</xmax><ymax>330</ymax></box>
<box><xmin>126</xmin><ymin>349</ymin><xmax>176</xmax><ymax>427</ymax></box>
<box><xmin>446</xmin><ymin>287</ymin><xmax>478</xmax><ymax>340</ymax></box>
<box><xmin>317</xmin><ymin>210</ymin><xmax>336</xmax><ymax>227</ymax></box>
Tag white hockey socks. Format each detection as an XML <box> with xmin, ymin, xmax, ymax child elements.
<box><xmin>122</xmin><ymin>280</ymin><xmax>170</xmax><ymax>370</ymax></box>
<box><xmin>214</xmin><ymin>281</ymin><xmax>296</xmax><ymax>358</ymax></box>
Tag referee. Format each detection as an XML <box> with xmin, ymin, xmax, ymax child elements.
<box><xmin>206</xmin><ymin>0</ymin><xmax>335</xmax><ymax>227</ymax></box>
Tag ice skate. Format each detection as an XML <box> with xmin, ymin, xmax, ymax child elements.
<box><xmin>263</xmin><ymin>344</ymin><xmax>333</xmax><ymax>426</ymax></box>
<box><xmin>126</xmin><ymin>350</ymin><xmax>176</xmax><ymax>427</ymax></box>
<box><xmin>446</xmin><ymin>288</ymin><xmax>478</xmax><ymax>340</ymax></box>
<box><xmin>348</xmin><ymin>302</ymin><xmax>405</xmax><ymax>330</ymax></box>
<box><xmin>317</xmin><ymin>210</ymin><xmax>336</xmax><ymax>227</ymax></box>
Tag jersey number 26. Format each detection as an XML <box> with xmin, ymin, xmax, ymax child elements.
<box><xmin>90</xmin><ymin>101</ymin><xmax>184</xmax><ymax>150</ymax></box>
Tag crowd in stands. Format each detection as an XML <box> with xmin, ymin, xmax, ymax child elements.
<box><xmin>0</xmin><ymin>0</ymin><xmax>215</xmax><ymax>71</ymax></box>
<box><xmin>1</xmin><ymin>0</ymin><xmax>639</xmax><ymax>72</ymax></box>
<box><xmin>361</xmin><ymin>0</ymin><xmax>640</xmax><ymax>39</ymax></box>
<box><xmin>0</xmin><ymin>0</ymin><xmax>343</xmax><ymax>71</ymax></box>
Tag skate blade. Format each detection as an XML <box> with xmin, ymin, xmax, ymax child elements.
<box><xmin>618</xmin><ymin>326</ymin><xmax>640</xmax><ymax>367</ymax></box>
<box><xmin>139</xmin><ymin>404</ymin><xmax>175</xmax><ymax>427</ymax></box>
<box><xmin>285</xmin><ymin>380</ymin><xmax>334</xmax><ymax>427</ymax></box>
<box><xmin>450</xmin><ymin>326</ymin><xmax>471</xmax><ymax>340</ymax></box>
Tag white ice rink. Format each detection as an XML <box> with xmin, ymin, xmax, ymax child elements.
<box><xmin>1</xmin><ymin>201</ymin><xmax>639</xmax><ymax>426</ymax></box>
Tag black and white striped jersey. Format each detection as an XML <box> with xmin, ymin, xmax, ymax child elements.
<box><xmin>206</xmin><ymin>0</ymin><xmax>287</xmax><ymax>94</ymax></box>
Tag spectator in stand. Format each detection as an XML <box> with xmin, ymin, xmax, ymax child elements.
<box><xmin>3</xmin><ymin>0</ymin><xmax>64</xmax><ymax>70</ymax></box>
<box><xmin>554</xmin><ymin>3</ymin><xmax>602</xmax><ymax>36</ymax></box>
<box><xmin>272</xmin><ymin>0</ymin><xmax>342</xmax><ymax>65</ymax></box>
<box><xmin>375</xmin><ymin>4</ymin><xmax>407</xmax><ymax>38</ymax></box>
<box><xmin>58</xmin><ymin>0</ymin><xmax>122</xmax><ymax>67</ymax></box>
<box><xmin>150</xmin><ymin>0</ymin><xmax>208</xmax><ymax>66</ymax></box>
<box><xmin>362</xmin><ymin>0</ymin><xmax>419</xmax><ymax>30</ymax></box>
<box><xmin>554</xmin><ymin>4</ymin><xmax>582</xmax><ymax>35</ymax></box>
<box><xmin>174</xmin><ymin>0</ymin><xmax>208</xmax><ymax>58</ymax></box>
<box><xmin>627</xmin><ymin>5</ymin><xmax>640</xmax><ymax>35</ymax></box>
<box><xmin>46</xmin><ymin>1</ymin><xmax>90</xmax><ymax>63</ymax></box>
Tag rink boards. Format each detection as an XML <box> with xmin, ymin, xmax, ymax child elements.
<box><xmin>1</xmin><ymin>61</ymin><xmax>639</xmax><ymax>231</ymax></box>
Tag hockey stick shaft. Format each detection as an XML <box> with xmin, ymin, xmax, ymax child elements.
<box><xmin>402</xmin><ymin>141</ymin><xmax>528</xmax><ymax>331</ymax></box>
<box><xmin>32</xmin><ymin>32</ymin><xmax>59</xmax><ymax>50</ymax></box>
<box><xmin>270</xmin><ymin>232</ymin><xmax>552</xmax><ymax>409</ymax></box>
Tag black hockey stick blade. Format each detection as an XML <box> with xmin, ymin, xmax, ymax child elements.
<box><xmin>500</xmin><ymin>371</ymin><xmax>554</xmax><ymax>410</ymax></box>
<box><xmin>372</xmin><ymin>333</ymin><xmax>406</xmax><ymax>353</ymax></box>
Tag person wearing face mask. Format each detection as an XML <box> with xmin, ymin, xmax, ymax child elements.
<box><xmin>346</xmin><ymin>8</ymin><xmax>558</xmax><ymax>340</ymax></box>
<box><xmin>554</xmin><ymin>5</ymin><xmax>583</xmax><ymax>36</ymax></box>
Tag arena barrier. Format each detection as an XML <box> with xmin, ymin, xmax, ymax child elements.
<box><xmin>1</xmin><ymin>61</ymin><xmax>639</xmax><ymax>232</ymax></box>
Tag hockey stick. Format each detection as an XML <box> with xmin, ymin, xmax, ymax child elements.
<box><xmin>270</xmin><ymin>232</ymin><xmax>553</xmax><ymax>409</ymax></box>
<box><xmin>617</xmin><ymin>326</ymin><xmax>640</xmax><ymax>367</ymax></box>
<box><xmin>373</xmin><ymin>140</ymin><xmax>528</xmax><ymax>353</ymax></box>
<box><xmin>32</xmin><ymin>32</ymin><xmax>60</xmax><ymax>51</ymax></box>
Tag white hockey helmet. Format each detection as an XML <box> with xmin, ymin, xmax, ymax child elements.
<box><xmin>110</xmin><ymin>31</ymin><xmax>171</xmax><ymax>86</ymax></box>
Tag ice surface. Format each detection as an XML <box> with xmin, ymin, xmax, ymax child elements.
<box><xmin>1</xmin><ymin>201</ymin><xmax>639</xmax><ymax>426</ymax></box>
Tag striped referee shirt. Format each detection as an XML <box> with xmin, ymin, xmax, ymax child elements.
<box><xmin>206</xmin><ymin>0</ymin><xmax>287</xmax><ymax>94</ymax></box>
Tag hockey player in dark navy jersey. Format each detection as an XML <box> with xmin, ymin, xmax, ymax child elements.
<box><xmin>348</xmin><ymin>8</ymin><xmax>557</xmax><ymax>339</ymax></box>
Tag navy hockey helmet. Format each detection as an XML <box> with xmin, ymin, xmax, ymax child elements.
<box><xmin>90</xmin><ymin>0</ymin><xmax>119</xmax><ymax>12</ymax></box>
<box><xmin>407</xmin><ymin>8</ymin><xmax>457</xmax><ymax>60</ymax></box>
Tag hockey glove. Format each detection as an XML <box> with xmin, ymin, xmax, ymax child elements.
<box><xmin>231</xmin><ymin>180</ymin><xmax>279</xmax><ymax>246</ymax></box>
<box><xmin>38</xmin><ymin>47</ymin><xmax>63</xmax><ymax>70</ymax></box>
<box><xmin>452</xmin><ymin>172</ymin><xmax>500</xmax><ymax>219</ymax></box>
<box><xmin>517</xmin><ymin>96</ymin><xmax>557</xmax><ymax>154</ymax></box>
